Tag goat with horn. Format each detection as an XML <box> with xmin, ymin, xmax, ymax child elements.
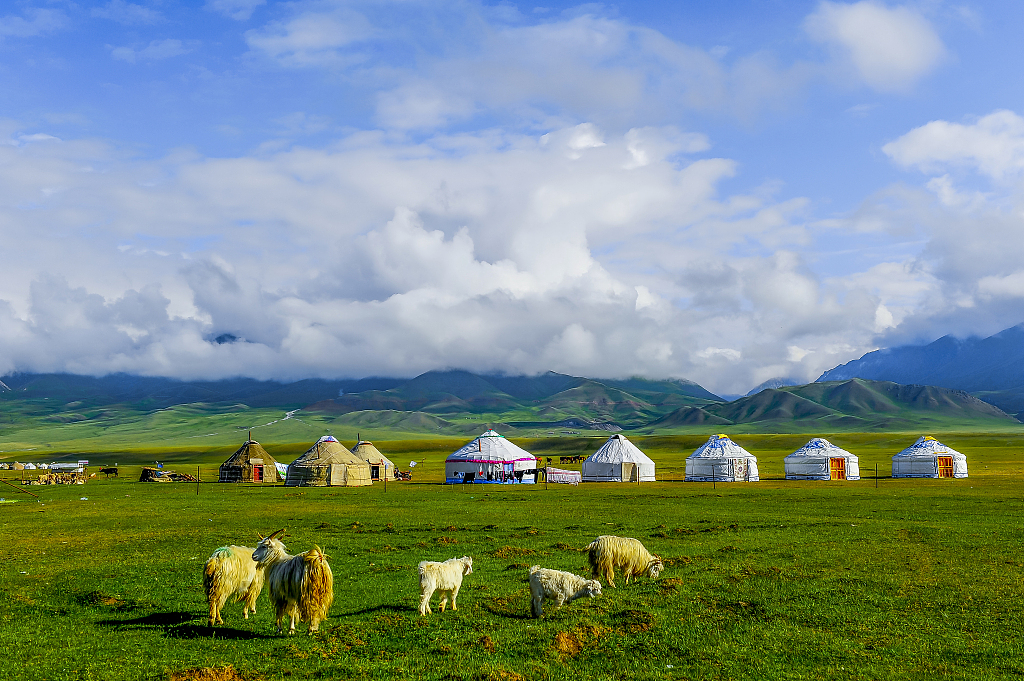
<box><xmin>252</xmin><ymin>529</ymin><xmax>334</xmax><ymax>635</ymax></box>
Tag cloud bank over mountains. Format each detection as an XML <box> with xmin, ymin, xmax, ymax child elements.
<box><xmin>0</xmin><ymin>1</ymin><xmax>1021</xmax><ymax>394</ymax></box>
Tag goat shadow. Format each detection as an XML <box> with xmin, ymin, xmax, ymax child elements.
<box><xmin>96</xmin><ymin>610</ymin><xmax>275</xmax><ymax>640</ymax></box>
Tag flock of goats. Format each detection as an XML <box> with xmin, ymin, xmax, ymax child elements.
<box><xmin>205</xmin><ymin>530</ymin><xmax>664</xmax><ymax>634</ymax></box>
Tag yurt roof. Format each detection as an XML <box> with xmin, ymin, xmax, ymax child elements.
<box><xmin>352</xmin><ymin>441</ymin><xmax>394</xmax><ymax>466</ymax></box>
<box><xmin>894</xmin><ymin>435</ymin><xmax>964</xmax><ymax>459</ymax></box>
<box><xmin>784</xmin><ymin>438</ymin><xmax>856</xmax><ymax>461</ymax></box>
<box><xmin>223</xmin><ymin>440</ymin><xmax>278</xmax><ymax>466</ymax></box>
<box><xmin>446</xmin><ymin>430</ymin><xmax>536</xmax><ymax>464</ymax></box>
<box><xmin>292</xmin><ymin>436</ymin><xmax>366</xmax><ymax>466</ymax></box>
<box><xmin>586</xmin><ymin>434</ymin><xmax>655</xmax><ymax>465</ymax></box>
<box><xmin>688</xmin><ymin>434</ymin><xmax>756</xmax><ymax>459</ymax></box>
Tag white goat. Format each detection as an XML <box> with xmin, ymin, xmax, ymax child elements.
<box><xmin>586</xmin><ymin>535</ymin><xmax>663</xmax><ymax>588</ymax></box>
<box><xmin>528</xmin><ymin>566</ymin><xmax>602</xmax><ymax>618</ymax></box>
<box><xmin>251</xmin><ymin>529</ymin><xmax>334</xmax><ymax>635</ymax></box>
<box><xmin>418</xmin><ymin>556</ymin><xmax>473</xmax><ymax>616</ymax></box>
<box><xmin>203</xmin><ymin>545</ymin><xmax>264</xmax><ymax>626</ymax></box>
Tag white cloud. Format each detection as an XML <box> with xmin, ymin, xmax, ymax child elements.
<box><xmin>804</xmin><ymin>1</ymin><xmax>945</xmax><ymax>92</ymax></box>
<box><xmin>112</xmin><ymin>39</ymin><xmax>192</xmax><ymax>64</ymax></box>
<box><xmin>206</xmin><ymin>0</ymin><xmax>266</xmax><ymax>22</ymax></box>
<box><xmin>92</xmin><ymin>1</ymin><xmax>162</xmax><ymax>26</ymax></box>
<box><xmin>883</xmin><ymin>110</ymin><xmax>1024</xmax><ymax>181</ymax></box>
<box><xmin>0</xmin><ymin>8</ymin><xmax>67</xmax><ymax>38</ymax></box>
<box><xmin>245</xmin><ymin>7</ymin><xmax>373</xmax><ymax>67</ymax></box>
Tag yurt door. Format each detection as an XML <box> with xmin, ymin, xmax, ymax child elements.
<box><xmin>937</xmin><ymin>456</ymin><xmax>954</xmax><ymax>478</ymax></box>
<box><xmin>732</xmin><ymin>458</ymin><xmax>748</xmax><ymax>481</ymax></box>
<box><xmin>253</xmin><ymin>465</ymin><xmax>263</xmax><ymax>482</ymax></box>
<box><xmin>829</xmin><ymin>458</ymin><xmax>846</xmax><ymax>480</ymax></box>
<box><xmin>621</xmin><ymin>462</ymin><xmax>637</xmax><ymax>482</ymax></box>
<box><xmin>371</xmin><ymin>465</ymin><xmax>380</xmax><ymax>480</ymax></box>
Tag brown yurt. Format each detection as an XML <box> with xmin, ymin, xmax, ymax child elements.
<box><xmin>352</xmin><ymin>441</ymin><xmax>395</xmax><ymax>481</ymax></box>
<box><xmin>219</xmin><ymin>439</ymin><xmax>279</xmax><ymax>483</ymax></box>
<box><xmin>285</xmin><ymin>436</ymin><xmax>372</xmax><ymax>487</ymax></box>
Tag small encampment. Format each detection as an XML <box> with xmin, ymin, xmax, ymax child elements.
<box><xmin>219</xmin><ymin>438</ymin><xmax>280</xmax><ymax>483</ymax></box>
<box><xmin>685</xmin><ymin>434</ymin><xmax>759</xmax><ymax>482</ymax></box>
<box><xmin>892</xmin><ymin>436</ymin><xmax>968</xmax><ymax>478</ymax></box>
<box><xmin>285</xmin><ymin>436</ymin><xmax>372</xmax><ymax>487</ymax></box>
<box><xmin>351</xmin><ymin>441</ymin><xmax>394</xmax><ymax>481</ymax></box>
<box><xmin>581</xmin><ymin>434</ymin><xmax>656</xmax><ymax>482</ymax></box>
<box><xmin>139</xmin><ymin>467</ymin><xmax>196</xmax><ymax>482</ymax></box>
<box><xmin>445</xmin><ymin>430</ymin><xmax>537</xmax><ymax>484</ymax></box>
<box><xmin>784</xmin><ymin>438</ymin><xmax>860</xmax><ymax>480</ymax></box>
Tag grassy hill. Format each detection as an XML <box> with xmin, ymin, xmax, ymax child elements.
<box><xmin>646</xmin><ymin>379</ymin><xmax>1020</xmax><ymax>433</ymax></box>
<box><xmin>1</xmin><ymin>372</ymin><xmax>1021</xmax><ymax>458</ymax></box>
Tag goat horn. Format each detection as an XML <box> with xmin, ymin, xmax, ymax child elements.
<box><xmin>268</xmin><ymin>528</ymin><xmax>285</xmax><ymax>539</ymax></box>
<box><xmin>257</xmin><ymin>532</ymin><xmax>265</xmax><ymax>540</ymax></box>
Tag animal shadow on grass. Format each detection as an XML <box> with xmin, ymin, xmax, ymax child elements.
<box><xmin>96</xmin><ymin>611</ymin><xmax>275</xmax><ymax>640</ymax></box>
<box><xmin>337</xmin><ymin>603</ymin><xmax>416</xmax><ymax>617</ymax></box>
<box><xmin>482</xmin><ymin>602</ymin><xmax>532</xmax><ymax>620</ymax></box>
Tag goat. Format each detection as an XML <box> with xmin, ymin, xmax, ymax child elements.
<box><xmin>252</xmin><ymin>529</ymin><xmax>334</xmax><ymax>635</ymax></box>
<box><xmin>585</xmin><ymin>535</ymin><xmax>663</xmax><ymax>588</ymax></box>
<box><xmin>203</xmin><ymin>545</ymin><xmax>264</xmax><ymax>626</ymax></box>
<box><xmin>418</xmin><ymin>556</ymin><xmax>473</xmax><ymax>616</ymax></box>
<box><xmin>528</xmin><ymin>565</ymin><xmax>601</xmax><ymax>618</ymax></box>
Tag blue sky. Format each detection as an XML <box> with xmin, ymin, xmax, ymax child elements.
<box><xmin>1</xmin><ymin>1</ymin><xmax>1023</xmax><ymax>393</ymax></box>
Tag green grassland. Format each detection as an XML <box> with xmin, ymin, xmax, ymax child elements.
<box><xmin>2</xmin><ymin>435</ymin><xmax>1024</xmax><ymax>680</ymax></box>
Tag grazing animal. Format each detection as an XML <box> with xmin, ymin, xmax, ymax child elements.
<box><xmin>99</xmin><ymin>467</ymin><xmax>118</xmax><ymax>478</ymax></box>
<box><xmin>418</xmin><ymin>556</ymin><xmax>473</xmax><ymax>616</ymax></box>
<box><xmin>528</xmin><ymin>566</ymin><xmax>601</xmax><ymax>618</ymax></box>
<box><xmin>203</xmin><ymin>545</ymin><xmax>264</xmax><ymax>626</ymax></box>
<box><xmin>251</xmin><ymin>529</ymin><xmax>334</xmax><ymax>635</ymax></box>
<box><xmin>585</xmin><ymin>535</ymin><xmax>663</xmax><ymax>588</ymax></box>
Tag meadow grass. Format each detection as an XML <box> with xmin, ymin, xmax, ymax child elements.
<box><xmin>1</xmin><ymin>434</ymin><xmax>1023</xmax><ymax>680</ymax></box>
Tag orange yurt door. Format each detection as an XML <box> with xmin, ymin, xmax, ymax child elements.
<box><xmin>829</xmin><ymin>458</ymin><xmax>846</xmax><ymax>480</ymax></box>
<box><xmin>937</xmin><ymin>456</ymin><xmax>954</xmax><ymax>478</ymax></box>
<box><xmin>253</xmin><ymin>465</ymin><xmax>263</xmax><ymax>482</ymax></box>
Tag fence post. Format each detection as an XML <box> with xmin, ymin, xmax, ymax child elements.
<box><xmin>875</xmin><ymin>463</ymin><xmax>878</xmax><ymax>489</ymax></box>
<box><xmin>197</xmin><ymin>466</ymin><xmax>200</xmax><ymax>495</ymax></box>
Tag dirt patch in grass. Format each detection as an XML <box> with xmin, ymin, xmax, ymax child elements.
<box><xmin>479</xmin><ymin>635</ymin><xmax>496</xmax><ymax>653</ymax></box>
<box><xmin>435</xmin><ymin>536</ymin><xmax>458</xmax><ymax>545</ymax></box>
<box><xmin>476</xmin><ymin>669</ymin><xmax>524</xmax><ymax>681</ymax></box>
<box><xmin>490</xmin><ymin>546</ymin><xmax>536</xmax><ymax>559</ymax></box>
<box><xmin>612</xmin><ymin>609</ymin><xmax>658</xmax><ymax>633</ymax></box>
<box><xmin>656</xmin><ymin>577</ymin><xmax>683</xmax><ymax>594</ymax></box>
<box><xmin>552</xmin><ymin>624</ymin><xmax>611</xmax><ymax>659</ymax></box>
<box><xmin>551</xmin><ymin>542</ymin><xmax>584</xmax><ymax>552</ymax></box>
<box><xmin>167</xmin><ymin>665</ymin><xmax>253</xmax><ymax>681</ymax></box>
<box><xmin>77</xmin><ymin>590</ymin><xmax>141</xmax><ymax>612</ymax></box>
<box><xmin>504</xmin><ymin>563</ymin><xmax>529</xmax><ymax>571</ymax></box>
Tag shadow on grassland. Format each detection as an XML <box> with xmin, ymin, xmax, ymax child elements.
<box><xmin>96</xmin><ymin>610</ymin><xmax>276</xmax><ymax>639</ymax></box>
<box><xmin>337</xmin><ymin>603</ymin><xmax>416</xmax><ymax>617</ymax></box>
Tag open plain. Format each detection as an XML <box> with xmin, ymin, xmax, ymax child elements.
<box><xmin>2</xmin><ymin>434</ymin><xmax>1024</xmax><ymax>681</ymax></box>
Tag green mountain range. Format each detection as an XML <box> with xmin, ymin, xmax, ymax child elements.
<box><xmin>0</xmin><ymin>371</ymin><xmax>1019</xmax><ymax>455</ymax></box>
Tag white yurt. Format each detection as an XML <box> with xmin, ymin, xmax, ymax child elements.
<box><xmin>784</xmin><ymin>438</ymin><xmax>860</xmax><ymax>480</ymax></box>
<box><xmin>445</xmin><ymin>430</ymin><xmax>537</xmax><ymax>484</ymax></box>
<box><xmin>351</xmin><ymin>441</ymin><xmax>394</xmax><ymax>481</ymax></box>
<box><xmin>892</xmin><ymin>436</ymin><xmax>968</xmax><ymax>478</ymax></box>
<box><xmin>582</xmin><ymin>434</ymin><xmax>656</xmax><ymax>482</ymax></box>
<box><xmin>685</xmin><ymin>434</ymin><xmax>759</xmax><ymax>482</ymax></box>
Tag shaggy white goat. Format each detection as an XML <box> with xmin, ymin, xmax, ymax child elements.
<box><xmin>203</xmin><ymin>545</ymin><xmax>264</xmax><ymax>626</ymax></box>
<box><xmin>528</xmin><ymin>565</ymin><xmax>602</xmax><ymax>618</ymax></box>
<box><xmin>252</xmin><ymin>529</ymin><xmax>334</xmax><ymax>635</ymax></box>
<box><xmin>585</xmin><ymin>535</ymin><xmax>663</xmax><ymax>588</ymax></box>
<box><xmin>418</xmin><ymin>556</ymin><xmax>473</xmax><ymax>616</ymax></box>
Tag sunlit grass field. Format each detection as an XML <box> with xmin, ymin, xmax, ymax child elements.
<box><xmin>2</xmin><ymin>434</ymin><xmax>1023</xmax><ymax>680</ymax></box>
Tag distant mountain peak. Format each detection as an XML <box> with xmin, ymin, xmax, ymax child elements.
<box><xmin>745</xmin><ymin>377</ymin><xmax>798</xmax><ymax>397</ymax></box>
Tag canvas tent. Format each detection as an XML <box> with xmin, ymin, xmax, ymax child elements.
<box><xmin>351</xmin><ymin>441</ymin><xmax>394</xmax><ymax>481</ymax></box>
<box><xmin>582</xmin><ymin>434</ymin><xmax>656</xmax><ymax>482</ymax></box>
<box><xmin>445</xmin><ymin>430</ymin><xmax>537</xmax><ymax>484</ymax></box>
<box><xmin>685</xmin><ymin>434</ymin><xmax>759</xmax><ymax>482</ymax></box>
<box><xmin>892</xmin><ymin>436</ymin><xmax>968</xmax><ymax>478</ymax></box>
<box><xmin>219</xmin><ymin>439</ymin><xmax>280</xmax><ymax>483</ymax></box>
<box><xmin>285</xmin><ymin>436</ymin><xmax>372</xmax><ymax>487</ymax></box>
<box><xmin>784</xmin><ymin>438</ymin><xmax>860</xmax><ymax>480</ymax></box>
